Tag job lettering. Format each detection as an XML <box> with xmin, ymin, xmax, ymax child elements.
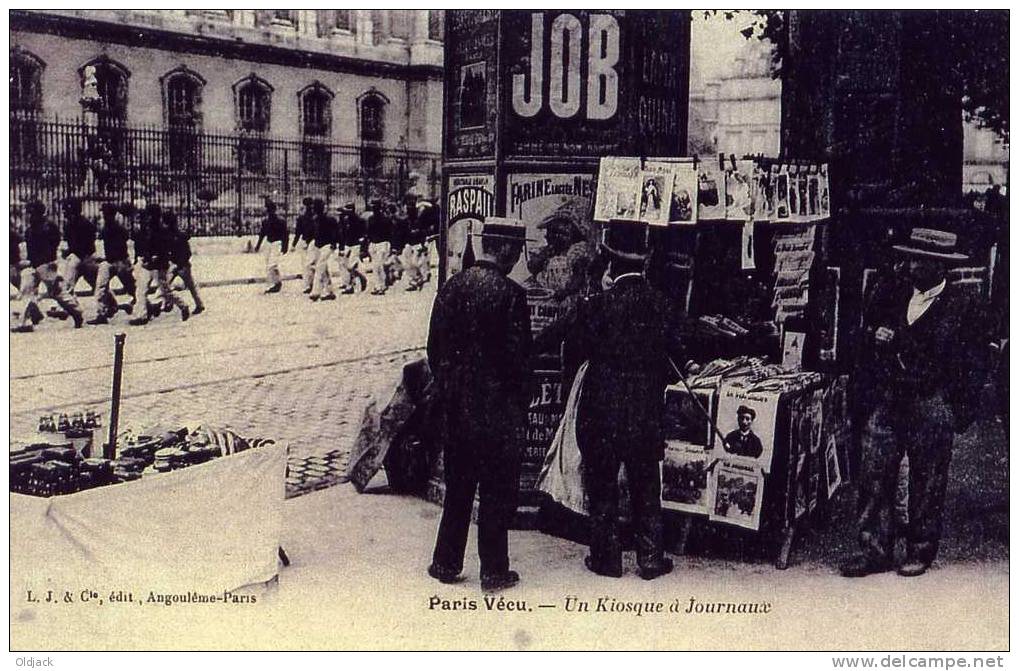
<box><xmin>511</xmin><ymin>12</ymin><xmax>620</xmax><ymax>121</ymax></box>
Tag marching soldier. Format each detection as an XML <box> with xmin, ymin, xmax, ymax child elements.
<box><xmin>87</xmin><ymin>203</ymin><xmax>137</xmax><ymax>325</ymax></box>
<box><xmin>292</xmin><ymin>197</ymin><xmax>318</xmax><ymax>295</ymax></box>
<box><xmin>128</xmin><ymin>203</ymin><xmax>189</xmax><ymax>325</ymax></box>
<box><xmin>336</xmin><ymin>202</ymin><xmax>362</xmax><ymax>294</ymax></box>
<box><xmin>165</xmin><ymin>210</ymin><xmax>204</xmax><ymax>314</ymax></box>
<box><xmin>365</xmin><ymin>198</ymin><xmax>391</xmax><ymax>295</ymax></box>
<box><xmin>309</xmin><ymin>199</ymin><xmax>338</xmax><ymax>301</ymax></box>
<box><xmin>14</xmin><ymin>200</ymin><xmax>84</xmax><ymax>331</ymax></box>
<box><xmin>60</xmin><ymin>197</ymin><xmax>100</xmax><ymax>296</ymax></box>
<box><xmin>427</xmin><ymin>221</ymin><xmax>532</xmax><ymax>592</ymax></box>
<box><xmin>254</xmin><ymin>198</ymin><xmax>289</xmax><ymax>294</ymax></box>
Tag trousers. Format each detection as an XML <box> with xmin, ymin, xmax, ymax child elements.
<box><xmin>583</xmin><ymin>450</ymin><xmax>665</xmax><ymax>574</ymax></box>
<box><xmin>18</xmin><ymin>262</ymin><xmax>82</xmax><ymax>327</ymax></box>
<box><xmin>369</xmin><ymin>241</ymin><xmax>390</xmax><ymax>292</ymax></box>
<box><xmin>171</xmin><ymin>263</ymin><xmax>203</xmax><ymax>309</ymax></box>
<box><xmin>264</xmin><ymin>246</ymin><xmax>281</xmax><ymax>287</ymax></box>
<box><xmin>135</xmin><ymin>263</ymin><xmax>185</xmax><ymax>315</ymax></box>
<box><xmin>301</xmin><ymin>242</ymin><xmax>320</xmax><ymax>292</ymax></box>
<box><xmin>60</xmin><ymin>252</ymin><xmax>100</xmax><ymax>293</ymax></box>
<box><xmin>95</xmin><ymin>258</ymin><xmax>136</xmax><ymax>318</ymax></box>
<box><xmin>311</xmin><ymin>246</ymin><xmax>335</xmax><ymax>298</ymax></box>
<box><xmin>856</xmin><ymin>391</ymin><xmax>954</xmax><ymax>566</ymax></box>
<box><xmin>432</xmin><ymin>442</ymin><xmax>521</xmax><ymax>577</ymax></box>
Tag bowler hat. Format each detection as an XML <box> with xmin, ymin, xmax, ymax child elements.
<box><xmin>26</xmin><ymin>200</ymin><xmax>45</xmax><ymax>215</ymax></box>
<box><xmin>601</xmin><ymin>220</ymin><xmax>649</xmax><ymax>262</ymax></box>
<box><xmin>736</xmin><ymin>405</ymin><xmax>756</xmax><ymax>420</ymax></box>
<box><xmin>892</xmin><ymin>228</ymin><xmax>968</xmax><ymax>262</ymax></box>
<box><xmin>302</xmin><ymin>197</ymin><xmax>314</xmax><ymax>207</ymax></box>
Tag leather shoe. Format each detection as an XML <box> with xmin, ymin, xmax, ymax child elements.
<box><xmin>180</xmin><ymin>305</ymin><xmax>190</xmax><ymax>322</ymax></box>
<box><xmin>584</xmin><ymin>556</ymin><xmax>622</xmax><ymax>578</ymax></box>
<box><xmin>320</xmin><ymin>294</ymin><xmax>336</xmax><ymax>301</ymax></box>
<box><xmin>264</xmin><ymin>284</ymin><xmax>282</xmax><ymax>294</ymax></box>
<box><xmin>839</xmin><ymin>553</ymin><xmax>892</xmax><ymax>578</ymax></box>
<box><xmin>128</xmin><ymin>316</ymin><xmax>149</xmax><ymax>326</ymax></box>
<box><xmin>192</xmin><ymin>305</ymin><xmax>205</xmax><ymax>315</ymax></box>
<box><xmin>427</xmin><ymin>563</ymin><xmax>464</xmax><ymax>585</ymax></box>
<box><xmin>638</xmin><ymin>557</ymin><xmax>674</xmax><ymax>581</ymax></box>
<box><xmin>481</xmin><ymin>570</ymin><xmax>519</xmax><ymax>592</ymax></box>
<box><xmin>86</xmin><ymin>315</ymin><xmax>109</xmax><ymax>325</ymax></box>
<box><xmin>897</xmin><ymin>560</ymin><xmax>929</xmax><ymax>577</ymax></box>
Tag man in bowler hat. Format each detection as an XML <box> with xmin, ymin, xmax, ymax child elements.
<box><xmin>570</xmin><ymin>219</ymin><xmax>674</xmax><ymax>580</ymax></box>
<box><xmin>427</xmin><ymin>220</ymin><xmax>532</xmax><ymax>592</ymax></box>
<box><xmin>724</xmin><ymin>406</ymin><xmax>764</xmax><ymax>458</ymax></box>
<box><xmin>841</xmin><ymin>228</ymin><xmax>986</xmax><ymax>578</ymax></box>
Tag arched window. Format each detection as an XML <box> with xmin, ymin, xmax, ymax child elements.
<box><xmin>299</xmin><ymin>83</ymin><xmax>333</xmax><ymax>178</ymax></box>
<box><xmin>161</xmin><ymin>67</ymin><xmax>205</xmax><ymax>170</ymax></box>
<box><xmin>359</xmin><ymin>90</ymin><xmax>388</xmax><ymax>144</ymax></box>
<box><xmin>11</xmin><ymin>49</ymin><xmax>44</xmax><ymax>115</ymax></box>
<box><xmin>316</xmin><ymin>10</ymin><xmax>353</xmax><ymax>36</ymax></box>
<box><xmin>162</xmin><ymin>66</ymin><xmax>205</xmax><ymax>129</ymax></box>
<box><xmin>234</xmin><ymin>74</ymin><xmax>272</xmax><ymax>133</ymax></box>
<box><xmin>80</xmin><ymin>56</ymin><xmax>130</xmax><ymax>123</ymax></box>
<box><xmin>233</xmin><ymin>74</ymin><xmax>273</xmax><ymax>173</ymax></box>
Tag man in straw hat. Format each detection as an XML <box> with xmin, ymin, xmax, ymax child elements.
<box><xmin>568</xmin><ymin>219</ymin><xmax>674</xmax><ymax>580</ymax></box>
<box><xmin>292</xmin><ymin>197</ymin><xmax>318</xmax><ymax>295</ymax></box>
<box><xmin>426</xmin><ymin>218</ymin><xmax>532</xmax><ymax>592</ymax></box>
<box><xmin>841</xmin><ymin>228</ymin><xmax>986</xmax><ymax>578</ymax></box>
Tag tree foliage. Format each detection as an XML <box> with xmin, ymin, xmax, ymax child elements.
<box><xmin>706</xmin><ymin>10</ymin><xmax>1008</xmax><ymax>141</ymax></box>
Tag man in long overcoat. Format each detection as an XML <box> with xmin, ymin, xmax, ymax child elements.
<box><xmin>570</xmin><ymin>219</ymin><xmax>675</xmax><ymax>580</ymax></box>
<box><xmin>841</xmin><ymin>228</ymin><xmax>986</xmax><ymax>578</ymax></box>
<box><xmin>426</xmin><ymin>221</ymin><xmax>532</xmax><ymax>592</ymax></box>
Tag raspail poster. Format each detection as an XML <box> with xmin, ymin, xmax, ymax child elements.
<box><xmin>696</xmin><ymin>162</ymin><xmax>726</xmax><ymax>220</ymax></box>
<box><xmin>594</xmin><ymin>157</ymin><xmax>640</xmax><ymax>222</ymax></box>
<box><xmin>445</xmin><ymin>174</ymin><xmax>496</xmax><ymax>277</ymax></box>
<box><xmin>707</xmin><ymin>458</ymin><xmax>765</xmax><ymax>531</ymax></box>
<box><xmin>662</xmin><ymin>440</ymin><xmax>711</xmax><ymax>515</ymax></box>
<box><xmin>663</xmin><ymin>385</ymin><xmax>715</xmax><ymax>449</ymax></box>
<box><xmin>716</xmin><ymin>381</ymin><xmax>780</xmax><ymax>472</ymax></box>
<box><xmin>636</xmin><ymin>170</ymin><xmax>672</xmax><ymax>225</ymax></box>
<box><xmin>725</xmin><ymin>159</ymin><xmax>755</xmax><ymax>221</ymax></box>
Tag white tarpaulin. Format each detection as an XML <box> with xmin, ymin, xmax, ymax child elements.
<box><xmin>10</xmin><ymin>442</ymin><xmax>286</xmax><ymax>597</ymax></box>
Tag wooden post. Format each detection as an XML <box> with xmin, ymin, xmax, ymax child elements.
<box><xmin>105</xmin><ymin>332</ymin><xmax>126</xmax><ymax>460</ymax></box>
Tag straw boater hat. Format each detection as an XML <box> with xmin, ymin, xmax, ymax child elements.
<box><xmin>600</xmin><ymin>219</ymin><xmax>649</xmax><ymax>262</ymax></box>
<box><xmin>472</xmin><ymin>217</ymin><xmax>535</xmax><ymax>243</ymax></box>
<box><xmin>892</xmin><ymin>228</ymin><xmax>968</xmax><ymax>262</ymax></box>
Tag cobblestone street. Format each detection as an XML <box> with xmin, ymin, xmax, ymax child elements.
<box><xmin>10</xmin><ymin>280</ymin><xmax>434</xmax><ymax>490</ymax></box>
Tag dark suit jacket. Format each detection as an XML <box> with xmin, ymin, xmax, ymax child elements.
<box><xmin>427</xmin><ymin>261</ymin><xmax>532</xmax><ymax>467</ymax></box>
<box><xmin>571</xmin><ymin>275</ymin><xmax>671</xmax><ymax>462</ymax></box>
<box><xmin>855</xmin><ymin>277</ymin><xmax>986</xmax><ymax>430</ymax></box>
<box><xmin>723</xmin><ymin>429</ymin><xmax>764</xmax><ymax>458</ymax></box>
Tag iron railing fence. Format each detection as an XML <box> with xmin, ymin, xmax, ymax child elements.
<box><xmin>10</xmin><ymin>113</ymin><xmax>440</xmax><ymax>235</ymax></box>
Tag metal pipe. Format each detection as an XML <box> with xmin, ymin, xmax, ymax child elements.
<box><xmin>105</xmin><ymin>332</ymin><xmax>126</xmax><ymax>460</ymax></box>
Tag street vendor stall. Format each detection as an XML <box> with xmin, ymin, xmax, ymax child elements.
<box><xmin>10</xmin><ymin>431</ymin><xmax>287</xmax><ymax>596</ymax></box>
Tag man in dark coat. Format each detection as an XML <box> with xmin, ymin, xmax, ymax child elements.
<box><xmin>426</xmin><ymin>221</ymin><xmax>532</xmax><ymax>592</ymax></box>
<box><xmin>365</xmin><ymin>199</ymin><xmax>392</xmax><ymax>295</ymax></box>
<box><xmin>561</xmin><ymin>220</ymin><xmax>675</xmax><ymax>580</ymax></box>
<box><xmin>841</xmin><ymin>228</ymin><xmax>986</xmax><ymax>578</ymax></box>
<box><xmin>128</xmin><ymin>204</ymin><xmax>189</xmax><ymax>325</ymax></box>
<box><xmin>723</xmin><ymin>406</ymin><xmax>765</xmax><ymax>458</ymax></box>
